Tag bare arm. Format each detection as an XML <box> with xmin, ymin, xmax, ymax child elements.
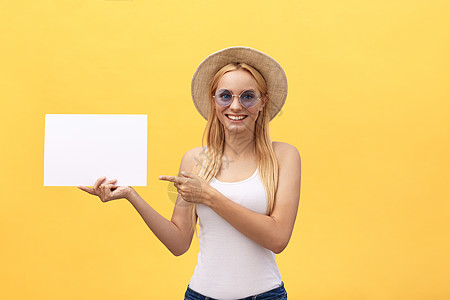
<box><xmin>78</xmin><ymin>148</ymin><xmax>201</xmax><ymax>256</ymax></box>
<box><xmin>126</xmin><ymin>190</ymin><xmax>193</xmax><ymax>256</ymax></box>
<box><xmin>207</xmin><ymin>143</ymin><xmax>301</xmax><ymax>253</ymax></box>
<box><xmin>127</xmin><ymin>148</ymin><xmax>202</xmax><ymax>256</ymax></box>
<box><xmin>160</xmin><ymin>143</ymin><xmax>301</xmax><ymax>254</ymax></box>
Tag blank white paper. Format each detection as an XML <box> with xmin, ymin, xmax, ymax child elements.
<box><xmin>44</xmin><ymin>114</ymin><xmax>147</xmax><ymax>186</ymax></box>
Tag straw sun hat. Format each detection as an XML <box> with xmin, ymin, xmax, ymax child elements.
<box><xmin>191</xmin><ymin>46</ymin><xmax>288</xmax><ymax>121</ymax></box>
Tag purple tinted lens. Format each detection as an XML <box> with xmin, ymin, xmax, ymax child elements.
<box><xmin>214</xmin><ymin>89</ymin><xmax>233</xmax><ymax>107</ymax></box>
<box><xmin>240</xmin><ymin>91</ymin><xmax>258</xmax><ymax>108</ymax></box>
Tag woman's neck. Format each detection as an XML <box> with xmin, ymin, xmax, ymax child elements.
<box><xmin>223</xmin><ymin>129</ymin><xmax>256</xmax><ymax>161</ymax></box>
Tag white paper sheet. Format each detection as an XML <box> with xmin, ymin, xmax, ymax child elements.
<box><xmin>44</xmin><ymin>114</ymin><xmax>147</xmax><ymax>186</ymax></box>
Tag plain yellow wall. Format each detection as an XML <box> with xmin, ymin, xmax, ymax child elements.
<box><xmin>1</xmin><ymin>0</ymin><xmax>449</xmax><ymax>299</ymax></box>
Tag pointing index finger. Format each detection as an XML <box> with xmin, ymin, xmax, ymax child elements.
<box><xmin>159</xmin><ymin>175</ymin><xmax>180</xmax><ymax>183</ymax></box>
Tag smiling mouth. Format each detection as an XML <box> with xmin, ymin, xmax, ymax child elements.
<box><xmin>226</xmin><ymin>114</ymin><xmax>248</xmax><ymax>121</ymax></box>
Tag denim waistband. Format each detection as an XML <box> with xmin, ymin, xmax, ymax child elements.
<box><xmin>184</xmin><ymin>282</ymin><xmax>286</xmax><ymax>300</ymax></box>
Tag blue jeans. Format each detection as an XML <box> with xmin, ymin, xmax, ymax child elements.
<box><xmin>184</xmin><ymin>282</ymin><xmax>287</xmax><ymax>300</ymax></box>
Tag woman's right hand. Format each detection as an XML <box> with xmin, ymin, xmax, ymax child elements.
<box><xmin>77</xmin><ymin>176</ymin><xmax>133</xmax><ymax>203</ymax></box>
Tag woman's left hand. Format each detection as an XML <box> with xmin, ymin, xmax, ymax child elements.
<box><xmin>159</xmin><ymin>171</ymin><xmax>213</xmax><ymax>205</ymax></box>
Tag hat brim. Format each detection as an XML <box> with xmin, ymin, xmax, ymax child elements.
<box><xmin>191</xmin><ymin>46</ymin><xmax>288</xmax><ymax>121</ymax></box>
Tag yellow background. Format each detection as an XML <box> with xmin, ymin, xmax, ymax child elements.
<box><xmin>1</xmin><ymin>0</ymin><xmax>449</xmax><ymax>299</ymax></box>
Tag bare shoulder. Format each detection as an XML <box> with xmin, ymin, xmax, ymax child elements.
<box><xmin>272</xmin><ymin>141</ymin><xmax>301</xmax><ymax>166</ymax></box>
<box><xmin>180</xmin><ymin>146</ymin><xmax>205</xmax><ymax>174</ymax></box>
<box><xmin>183</xmin><ymin>146</ymin><xmax>204</xmax><ymax>160</ymax></box>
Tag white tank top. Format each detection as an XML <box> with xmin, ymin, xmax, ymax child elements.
<box><xmin>188</xmin><ymin>168</ymin><xmax>282</xmax><ymax>299</ymax></box>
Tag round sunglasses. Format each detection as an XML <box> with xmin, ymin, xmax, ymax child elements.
<box><xmin>213</xmin><ymin>89</ymin><xmax>261</xmax><ymax>108</ymax></box>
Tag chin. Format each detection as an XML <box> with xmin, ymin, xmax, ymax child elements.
<box><xmin>226</xmin><ymin>121</ymin><xmax>255</xmax><ymax>135</ymax></box>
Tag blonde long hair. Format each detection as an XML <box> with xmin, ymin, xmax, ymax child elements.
<box><xmin>189</xmin><ymin>63</ymin><xmax>279</xmax><ymax>233</ymax></box>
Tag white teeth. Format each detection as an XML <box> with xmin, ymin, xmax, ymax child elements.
<box><xmin>227</xmin><ymin>115</ymin><xmax>246</xmax><ymax>120</ymax></box>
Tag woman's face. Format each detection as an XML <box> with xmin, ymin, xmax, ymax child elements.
<box><xmin>213</xmin><ymin>69</ymin><xmax>267</xmax><ymax>134</ymax></box>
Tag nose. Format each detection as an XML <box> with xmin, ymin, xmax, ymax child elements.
<box><xmin>229</xmin><ymin>95</ymin><xmax>243</xmax><ymax>111</ymax></box>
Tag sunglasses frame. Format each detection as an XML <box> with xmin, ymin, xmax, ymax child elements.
<box><xmin>213</xmin><ymin>89</ymin><xmax>262</xmax><ymax>108</ymax></box>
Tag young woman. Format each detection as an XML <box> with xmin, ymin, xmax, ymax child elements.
<box><xmin>78</xmin><ymin>47</ymin><xmax>301</xmax><ymax>300</ymax></box>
